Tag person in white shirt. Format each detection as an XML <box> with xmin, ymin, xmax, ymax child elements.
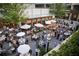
<box><xmin>18</xmin><ymin>38</ymin><xmax>26</xmax><ymax>45</ymax></box>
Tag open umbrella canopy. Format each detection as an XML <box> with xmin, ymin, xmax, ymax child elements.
<box><xmin>9</xmin><ymin>28</ymin><xmax>14</xmax><ymax>31</ymax></box>
<box><xmin>45</xmin><ymin>20</ymin><xmax>51</xmax><ymax>25</ymax></box>
<box><xmin>52</xmin><ymin>15</ymin><xmax>55</xmax><ymax>18</ymax></box>
<box><xmin>17</xmin><ymin>44</ymin><xmax>31</xmax><ymax>54</ymax></box>
<box><xmin>0</xmin><ymin>31</ymin><xmax>3</xmax><ymax>34</ymax></box>
<box><xmin>20</xmin><ymin>24</ymin><xmax>31</xmax><ymax>29</ymax></box>
<box><xmin>34</xmin><ymin>23</ymin><xmax>44</xmax><ymax>28</ymax></box>
<box><xmin>16</xmin><ymin>32</ymin><xmax>25</xmax><ymax>37</ymax></box>
<box><xmin>45</xmin><ymin>20</ymin><xmax>56</xmax><ymax>25</ymax></box>
<box><xmin>51</xmin><ymin>20</ymin><xmax>56</xmax><ymax>23</ymax></box>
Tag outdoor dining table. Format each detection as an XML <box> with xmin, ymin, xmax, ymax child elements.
<box><xmin>16</xmin><ymin>32</ymin><xmax>25</xmax><ymax>37</ymax></box>
<box><xmin>17</xmin><ymin>44</ymin><xmax>31</xmax><ymax>55</ymax></box>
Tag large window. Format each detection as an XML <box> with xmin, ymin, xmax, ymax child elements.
<box><xmin>74</xmin><ymin>5</ymin><xmax>79</xmax><ymax>10</ymax></box>
<box><xmin>46</xmin><ymin>4</ymin><xmax>51</xmax><ymax>8</ymax></box>
<box><xmin>35</xmin><ymin>4</ymin><xmax>44</xmax><ymax>8</ymax></box>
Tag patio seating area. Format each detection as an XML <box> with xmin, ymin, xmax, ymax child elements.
<box><xmin>0</xmin><ymin>19</ymin><xmax>79</xmax><ymax>56</ymax></box>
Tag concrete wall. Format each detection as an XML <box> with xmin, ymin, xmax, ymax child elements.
<box><xmin>23</xmin><ymin>4</ymin><xmax>50</xmax><ymax>18</ymax></box>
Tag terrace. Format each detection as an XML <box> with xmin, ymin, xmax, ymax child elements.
<box><xmin>0</xmin><ymin>17</ymin><xmax>79</xmax><ymax>56</ymax></box>
<box><xmin>0</xmin><ymin>3</ymin><xmax>79</xmax><ymax>56</ymax></box>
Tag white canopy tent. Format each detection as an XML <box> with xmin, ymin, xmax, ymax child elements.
<box><xmin>52</xmin><ymin>15</ymin><xmax>55</xmax><ymax>18</ymax></box>
<box><xmin>45</xmin><ymin>20</ymin><xmax>56</xmax><ymax>25</ymax></box>
<box><xmin>17</xmin><ymin>44</ymin><xmax>31</xmax><ymax>54</ymax></box>
<box><xmin>20</xmin><ymin>24</ymin><xmax>31</xmax><ymax>30</ymax></box>
<box><xmin>45</xmin><ymin>21</ymin><xmax>51</xmax><ymax>25</ymax></box>
<box><xmin>34</xmin><ymin>23</ymin><xmax>44</xmax><ymax>28</ymax></box>
<box><xmin>51</xmin><ymin>20</ymin><xmax>56</xmax><ymax>23</ymax></box>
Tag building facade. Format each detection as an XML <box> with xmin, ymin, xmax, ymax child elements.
<box><xmin>24</xmin><ymin>4</ymin><xmax>52</xmax><ymax>18</ymax></box>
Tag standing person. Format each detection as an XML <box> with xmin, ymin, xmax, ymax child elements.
<box><xmin>59</xmin><ymin>34</ymin><xmax>63</xmax><ymax>41</ymax></box>
<box><xmin>29</xmin><ymin>49</ymin><xmax>32</xmax><ymax>56</ymax></box>
<box><xmin>43</xmin><ymin>43</ymin><xmax>46</xmax><ymax>49</ymax></box>
<box><xmin>18</xmin><ymin>38</ymin><xmax>26</xmax><ymax>45</ymax></box>
<box><xmin>54</xmin><ymin>31</ymin><xmax>56</xmax><ymax>37</ymax></box>
<box><xmin>56</xmin><ymin>33</ymin><xmax>60</xmax><ymax>39</ymax></box>
<box><xmin>25</xmin><ymin>39</ymin><xmax>28</xmax><ymax>44</ymax></box>
<box><xmin>35</xmin><ymin>48</ymin><xmax>40</xmax><ymax>56</ymax></box>
<box><xmin>42</xmin><ymin>34</ymin><xmax>44</xmax><ymax>40</ymax></box>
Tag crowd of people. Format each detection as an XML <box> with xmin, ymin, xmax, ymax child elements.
<box><xmin>0</xmin><ymin>19</ymin><xmax>78</xmax><ymax>56</ymax></box>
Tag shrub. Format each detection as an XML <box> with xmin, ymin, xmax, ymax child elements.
<box><xmin>48</xmin><ymin>30</ymin><xmax>79</xmax><ymax>56</ymax></box>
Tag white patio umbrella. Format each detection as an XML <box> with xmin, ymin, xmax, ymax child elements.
<box><xmin>52</xmin><ymin>15</ymin><xmax>55</xmax><ymax>18</ymax></box>
<box><xmin>0</xmin><ymin>31</ymin><xmax>3</xmax><ymax>34</ymax></box>
<box><xmin>34</xmin><ymin>23</ymin><xmax>44</xmax><ymax>28</ymax></box>
<box><xmin>45</xmin><ymin>21</ymin><xmax>51</xmax><ymax>25</ymax></box>
<box><xmin>51</xmin><ymin>20</ymin><xmax>56</xmax><ymax>23</ymax></box>
<box><xmin>20</xmin><ymin>24</ymin><xmax>31</xmax><ymax>30</ymax></box>
<box><xmin>9</xmin><ymin>28</ymin><xmax>14</xmax><ymax>31</ymax></box>
<box><xmin>64</xmin><ymin>32</ymin><xmax>71</xmax><ymax>36</ymax></box>
<box><xmin>16</xmin><ymin>32</ymin><xmax>25</xmax><ymax>37</ymax></box>
<box><xmin>17</xmin><ymin>44</ymin><xmax>31</xmax><ymax>54</ymax></box>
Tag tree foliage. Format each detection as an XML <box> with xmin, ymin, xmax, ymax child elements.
<box><xmin>0</xmin><ymin>3</ymin><xmax>27</xmax><ymax>24</ymax></box>
<box><xmin>48</xmin><ymin>30</ymin><xmax>79</xmax><ymax>56</ymax></box>
<box><xmin>50</xmin><ymin>3</ymin><xmax>66</xmax><ymax>18</ymax></box>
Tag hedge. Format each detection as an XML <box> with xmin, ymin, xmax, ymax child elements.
<box><xmin>48</xmin><ymin>29</ymin><xmax>79</xmax><ymax>56</ymax></box>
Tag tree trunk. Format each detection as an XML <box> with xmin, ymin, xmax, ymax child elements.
<box><xmin>18</xmin><ymin>22</ymin><xmax>21</xmax><ymax>27</ymax></box>
<box><xmin>68</xmin><ymin>4</ymin><xmax>73</xmax><ymax>20</ymax></box>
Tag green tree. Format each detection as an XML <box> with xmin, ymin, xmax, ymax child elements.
<box><xmin>68</xmin><ymin>4</ymin><xmax>73</xmax><ymax>20</ymax></box>
<box><xmin>48</xmin><ymin>30</ymin><xmax>79</xmax><ymax>56</ymax></box>
<box><xmin>50</xmin><ymin>3</ymin><xmax>66</xmax><ymax>18</ymax></box>
<box><xmin>0</xmin><ymin>3</ymin><xmax>28</xmax><ymax>26</ymax></box>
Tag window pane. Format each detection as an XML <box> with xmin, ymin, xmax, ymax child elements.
<box><xmin>46</xmin><ymin>4</ymin><xmax>51</xmax><ymax>8</ymax></box>
<box><xmin>35</xmin><ymin>4</ymin><xmax>44</xmax><ymax>8</ymax></box>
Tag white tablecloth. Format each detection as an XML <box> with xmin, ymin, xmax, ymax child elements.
<box><xmin>20</xmin><ymin>24</ymin><xmax>31</xmax><ymax>29</ymax></box>
<box><xmin>16</xmin><ymin>32</ymin><xmax>25</xmax><ymax>37</ymax></box>
<box><xmin>17</xmin><ymin>44</ymin><xmax>30</xmax><ymax>54</ymax></box>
